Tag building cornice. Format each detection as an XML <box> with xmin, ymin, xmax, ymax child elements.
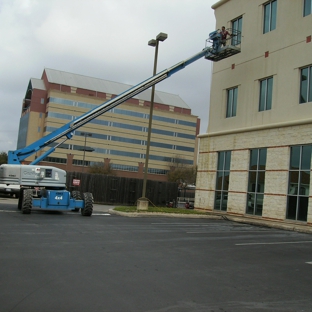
<box><xmin>211</xmin><ymin>0</ymin><xmax>230</xmax><ymax>10</ymax></box>
<box><xmin>198</xmin><ymin>118</ymin><xmax>312</xmax><ymax>139</ymax></box>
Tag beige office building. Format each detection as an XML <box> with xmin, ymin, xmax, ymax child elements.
<box><xmin>196</xmin><ymin>0</ymin><xmax>312</xmax><ymax>228</ymax></box>
<box><xmin>18</xmin><ymin>68</ymin><xmax>200</xmax><ymax>181</ymax></box>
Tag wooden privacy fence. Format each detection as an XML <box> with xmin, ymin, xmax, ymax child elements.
<box><xmin>66</xmin><ymin>172</ymin><xmax>178</xmax><ymax>206</ymax></box>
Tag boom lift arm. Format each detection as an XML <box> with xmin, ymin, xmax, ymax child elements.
<box><xmin>9</xmin><ymin>48</ymin><xmax>208</xmax><ymax>165</ymax></box>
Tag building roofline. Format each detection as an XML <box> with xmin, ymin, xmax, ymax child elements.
<box><xmin>211</xmin><ymin>0</ymin><xmax>230</xmax><ymax>10</ymax></box>
<box><xmin>43</xmin><ymin>68</ymin><xmax>190</xmax><ymax>110</ymax></box>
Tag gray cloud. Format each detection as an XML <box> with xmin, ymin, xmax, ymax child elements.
<box><xmin>0</xmin><ymin>0</ymin><xmax>216</xmax><ymax>153</ymax></box>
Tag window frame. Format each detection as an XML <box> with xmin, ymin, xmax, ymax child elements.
<box><xmin>263</xmin><ymin>0</ymin><xmax>277</xmax><ymax>34</ymax></box>
<box><xmin>246</xmin><ymin>148</ymin><xmax>267</xmax><ymax>216</ymax></box>
<box><xmin>304</xmin><ymin>0</ymin><xmax>312</xmax><ymax>16</ymax></box>
<box><xmin>286</xmin><ymin>145</ymin><xmax>312</xmax><ymax>222</ymax></box>
<box><xmin>214</xmin><ymin>151</ymin><xmax>231</xmax><ymax>211</ymax></box>
<box><xmin>259</xmin><ymin>76</ymin><xmax>273</xmax><ymax>111</ymax></box>
<box><xmin>226</xmin><ymin>87</ymin><xmax>238</xmax><ymax>118</ymax></box>
<box><xmin>300</xmin><ymin>65</ymin><xmax>312</xmax><ymax>104</ymax></box>
<box><xmin>231</xmin><ymin>16</ymin><xmax>243</xmax><ymax>46</ymax></box>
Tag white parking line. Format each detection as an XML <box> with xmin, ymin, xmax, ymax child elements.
<box><xmin>92</xmin><ymin>213</ymin><xmax>111</xmax><ymax>216</ymax></box>
<box><xmin>151</xmin><ymin>223</ymin><xmax>219</xmax><ymax>226</ymax></box>
<box><xmin>236</xmin><ymin>241</ymin><xmax>312</xmax><ymax>246</ymax></box>
<box><xmin>306</xmin><ymin>262</ymin><xmax>312</xmax><ymax>265</ymax></box>
<box><xmin>188</xmin><ymin>230</ymin><xmax>266</xmax><ymax>234</ymax></box>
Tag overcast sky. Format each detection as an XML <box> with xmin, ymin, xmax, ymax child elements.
<box><xmin>0</xmin><ymin>0</ymin><xmax>217</xmax><ymax>154</ymax></box>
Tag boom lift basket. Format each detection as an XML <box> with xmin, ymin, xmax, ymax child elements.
<box><xmin>205</xmin><ymin>28</ymin><xmax>241</xmax><ymax>62</ymax></box>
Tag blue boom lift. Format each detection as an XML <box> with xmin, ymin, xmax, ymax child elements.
<box><xmin>0</xmin><ymin>29</ymin><xmax>241</xmax><ymax>215</ymax></box>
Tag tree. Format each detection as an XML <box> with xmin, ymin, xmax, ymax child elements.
<box><xmin>88</xmin><ymin>162</ymin><xmax>115</xmax><ymax>175</ymax></box>
<box><xmin>167</xmin><ymin>156</ymin><xmax>197</xmax><ymax>185</ymax></box>
<box><xmin>0</xmin><ymin>152</ymin><xmax>8</xmax><ymax>165</ymax></box>
<box><xmin>167</xmin><ymin>166</ymin><xmax>197</xmax><ymax>185</ymax></box>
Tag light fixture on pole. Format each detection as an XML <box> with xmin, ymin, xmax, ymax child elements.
<box><xmin>141</xmin><ymin>32</ymin><xmax>168</xmax><ymax>201</ymax></box>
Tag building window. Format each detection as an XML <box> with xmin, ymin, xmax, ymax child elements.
<box><xmin>304</xmin><ymin>0</ymin><xmax>312</xmax><ymax>16</ymax></box>
<box><xmin>44</xmin><ymin>157</ymin><xmax>67</xmax><ymax>164</ymax></box>
<box><xmin>147</xmin><ymin>168</ymin><xmax>169</xmax><ymax>175</ymax></box>
<box><xmin>263</xmin><ymin>0</ymin><xmax>277</xmax><ymax>33</ymax></box>
<box><xmin>287</xmin><ymin>145</ymin><xmax>311</xmax><ymax>222</ymax></box>
<box><xmin>48</xmin><ymin>96</ymin><xmax>197</xmax><ymax>128</ymax></box>
<box><xmin>226</xmin><ymin>87</ymin><xmax>238</xmax><ymax>118</ymax></box>
<box><xmin>259</xmin><ymin>77</ymin><xmax>273</xmax><ymax>111</ymax></box>
<box><xmin>231</xmin><ymin>16</ymin><xmax>242</xmax><ymax>46</ymax></box>
<box><xmin>300</xmin><ymin>66</ymin><xmax>312</xmax><ymax>104</ymax></box>
<box><xmin>40</xmin><ymin>98</ymin><xmax>45</xmax><ymax>104</ymax></box>
<box><xmin>73</xmin><ymin>159</ymin><xmax>90</xmax><ymax>166</ymax></box>
<box><xmin>246</xmin><ymin>149</ymin><xmax>267</xmax><ymax>216</ymax></box>
<box><xmin>110</xmin><ymin>164</ymin><xmax>139</xmax><ymax>172</ymax></box>
<box><xmin>215</xmin><ymin>151</ymin><xmax>231</xmax><ymax>211</ymax></box>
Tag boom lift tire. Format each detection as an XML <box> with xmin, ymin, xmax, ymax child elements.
<box><xmin>21</xmin><ymin>189</ymin><xmax>33</xmax><ymax>214</ymax></box>
<box><xmin>17</xmin><ymin>188</ymin><xmax>25</xmax><ymax>210</ymax></box>
<box><xmin>81</xmin><ymin>192</ymin><xmax>93</xmax><ymax>216</ymax></box>
<box><xmin>71</xmin><ymin>190</ymin><xmax>82</xmax><ymax>212</ymax></box>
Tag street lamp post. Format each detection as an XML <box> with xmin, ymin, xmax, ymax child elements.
<box><xmin>139</xmin><ymin>32</ymin><xmax>167</xmax><ymax>208</ymax></box>
<box><xmin>80</xmin><ymin>132</ymin><xmax>92</xmax><ymax>173</ymax></box>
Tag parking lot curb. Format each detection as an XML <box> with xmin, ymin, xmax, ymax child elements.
<box><xmin>109</xmin><ymin>209</ymin><xmax>312</xmax><ymax>234</ymax></box>
<box><xmin>108</xmin><ymin>209</ymin><xmax>222</xmax><ymax>219</ymax></box>
<box><xmin>225</xmin><ymin>215</ymin><xmax>312</xmax><ymax>234</ymax></box>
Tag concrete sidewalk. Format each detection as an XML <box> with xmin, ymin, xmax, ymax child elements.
<box><xmin>93</xmin><ymin>203</ymin><xmax>115</xmax><ymax>213</ymax></box>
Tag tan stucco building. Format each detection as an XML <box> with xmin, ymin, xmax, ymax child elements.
<box><xmin>196</xmin><ymin>0</ymin><xmax>312</xmax><ymax>227</ymax></box>
<box><xmin>18</xmin><ymin>68</ymin><xmax>200</xmax><ymax>181</ymax></box>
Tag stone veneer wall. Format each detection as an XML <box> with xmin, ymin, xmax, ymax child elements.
<box><xmin>196</xmin><ymin>123</ymin><xmax>312</xmax><ymax>225</ymax></box>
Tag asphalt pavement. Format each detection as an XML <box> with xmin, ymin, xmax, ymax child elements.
<box><xmin>1</xmin><ymin>197</ymin><xmax>312</xmax><ymax>312</ymax></box>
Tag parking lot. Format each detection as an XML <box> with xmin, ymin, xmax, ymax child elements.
<box><xmin>1</xmin><ymin>197</ymin><xmax>312</xmax><ymax>312</ymax></box>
